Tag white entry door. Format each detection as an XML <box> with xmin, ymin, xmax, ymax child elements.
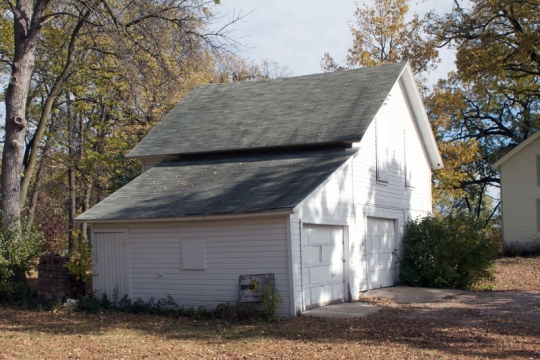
<box><xmin>92</xmin><ymin>230</ymin><xmax>131</xmax><ymax>300</ymax></box>
<box><xmin>302</xmin><ymin>224</ymin><xmax>345</xmax><ymax>309</ymax></box>
<box><xmin>366</xmin><ymin>217</ymin><xmax>397</xmax><ymax>289</ymax></box>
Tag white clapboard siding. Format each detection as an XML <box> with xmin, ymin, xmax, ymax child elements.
<box><xmin>499</xmin><ymin>137</ymin><xmax>540</xmax><ymax>247</ymax></box>
<box><xmin>352</xmin><ymin>81</ymin><xmax>433</xmax><ymax>215</ymax></box>
<box><xmin>350</xmin><ymin>81</ymin><xmax>431</xmax><ymax>292</ymax></box>
<box><xmin>289</xmin><ymin>80</ymin><xmax>433</xmax><ymax>312</ymax></box>
<box><xmin>94</xmin><ymin>217</ymin><xmax>291</xmax><ymax>317</ymax></box>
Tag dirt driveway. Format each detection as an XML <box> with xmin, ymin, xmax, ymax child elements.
<box><xmin>353</xmin><ymin>256</ymin><xmax>540</xmax><ymax>358</ymax></box>
<box><xmin>363</xmin><ymin>290</ymin><xmax>540</xmax><ymax>358</ymax></box>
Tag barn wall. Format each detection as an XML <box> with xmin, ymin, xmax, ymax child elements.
<box><xmin>352</xmin><ymin>80</ymin><xmax>433</xmax><ymax>292</ymax></box>
<box><xmin>290</xmin><ymin>160</ymin><xmax>354</xmax><ymax>313</ymax></box>
<box><xmin>499</xmin><ymin>137</ymin><xmax>540</xmax><ymax>247</ymax></box>
<box><xmin>353</xmin><ymin>80</ymin><xmax>433</xmax><ymax>215</ymax></box>
<box><xmin>93</xmin><ymin>216</ymin><xmax>292</xmax><ymax>317</ymax></box>
<box><xmin>290</xmin><ymin>80</ymin><xmax>434</xmax><ymax>312</ymax></box>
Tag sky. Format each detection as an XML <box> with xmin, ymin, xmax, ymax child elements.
<box><xmin>211</xmin><ymin>0</ymin><xmax>457</xmax><ymax>86</ymax></box>
<box><xmin>209</xmin><ymin>1</ymin><xmax>507</xmax><ymax>199</ymax></box>
<box><xmin>0</xmin><ymin>0</ymin><xmax>456</xmax><ymax>123</ymax></box>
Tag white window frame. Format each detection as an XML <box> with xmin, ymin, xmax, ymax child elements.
<box><xmin>376</xmin><ymin>118</ymin><xmax>389</xmax><ymax>183</ymax></box>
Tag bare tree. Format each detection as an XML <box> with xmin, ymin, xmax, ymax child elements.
<box><xmin>1</xmin><ymin>0</ymin><xmax>239</xmax><ymax>230</ymax></box>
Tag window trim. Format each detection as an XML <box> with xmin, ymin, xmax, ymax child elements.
<box><xmin>181</xmin><ymin>240</ymin><xmax>206</xmax><ymax>270</ymax></box>
<box><xmin>404</xmin><ymin>129</ymin><xmax>415</xmax><ymax>188</ymax></box>
<box><xmin>536</xmin><ymin>199</ymin><xmax>540</xmax><ymax>232</ymax></box>
<box><xmin>376</xmin><ymin>118</ymin><xmax>389</xmax><ymax>183</ymax></box>
<box><xmin>536</xmin><ymin>155</ymin><xmax>540</xmax><ymax>186</ymax></box>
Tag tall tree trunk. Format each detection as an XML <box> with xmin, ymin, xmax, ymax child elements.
<box><xmin>67</xmin><ymin>108</ymin><xmax>78</xmax><ymax>254</ymax></box>
<box><xmin>27</xmin><ymin>117</ymin><xmax>56</xmax><ymax>222</ymax></box>
<box><xmin>68</xmin><ymin>167</ymin><xmax>77</xmax><ymax>254</ymax></box>
<box><xmin>79</xmin><ymin>109</ymin><xmax>91</xmax><ymax>241</ymax></box>
<box><xmin>81</xmin><ymin>180</ymin><xmax>92</xmax><ymax>240</ymax></box>
<box><xmin>19</xmin><ymin>11</ymin><xmax>89</xmax><ymax>210</ymax></box>
<box><xmin>27</xmin><ymin>153</ymin><xmax>47</xmax><ymax>223</ymax></box>
<box><xmin>1</xmin><ymin>0</ymin><xmax>51</xmax><ymax>228</ymax></box>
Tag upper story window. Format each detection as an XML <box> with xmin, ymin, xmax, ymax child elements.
<box><xmin>537</xmin><ymin>199</ymin><xmax>540</xmax><ymax>232</ymax></box>
<box><xmin>405</xmin><ymin>129</ymin><xmax>414</xmax><ymax>188</ymax></box>
<box><xmin>376</xmin><ymin>118</ymin><xmax>389</xmax><ymax>183</ymax></box>
<box><xmin>537</xmin><ymin>155</ymin><xmax>540</xmax><ymax>185</ymax></box>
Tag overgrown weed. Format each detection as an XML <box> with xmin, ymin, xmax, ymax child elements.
<box><xmin>75</xmin><ymin>293</ymin><xmax>274</xmax><ymax>322</ymax></box>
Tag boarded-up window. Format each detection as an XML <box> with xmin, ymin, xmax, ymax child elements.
<box><xmin>537</xmin><ymin>155</ymin><xmax>540</xmax><ymax>185</ymax></box>
<box><xmin>182</xmin><ymin>240</ymin><xmax>206</xmax><ymax>269</ymax></box>
<box><xmin>405</xmin><ymin>129</ymin><xmax>414</xmax><ymax>187</ymax></box>
<box><xmin>376</xmin><ymin>118</ymin><xmax>389</xmax><ymax>182</ymax></box>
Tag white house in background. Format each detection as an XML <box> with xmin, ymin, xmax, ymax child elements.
<box><xmin>493</xmin><ymin>131</ymin><xmax>540</xmax><ymax>249</ymax></box>
<box><xmin>77</xmin><ymin>63</ymin><xmax>442</xmax><ymax>317</ymax></box>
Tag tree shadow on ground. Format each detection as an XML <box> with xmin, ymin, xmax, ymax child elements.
<box><xmin>1</xmin><ymin>290</ymin><xmax>539</xmax><ymax>358</ymax></box>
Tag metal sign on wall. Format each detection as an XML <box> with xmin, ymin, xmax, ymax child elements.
<box><xmin>238</xmin><ymin>273</ymin><xmax>274</xmax><ymax>303</ymax></box>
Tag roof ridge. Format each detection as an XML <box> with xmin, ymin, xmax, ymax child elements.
<box><xmin>196</xmin><ymin>62</ymin><xmax>408</xmax><ymax>89</ymax></box>
<box><xmin>128</xmin><ymin>62</ymin><xmax>408</xmax><ymax>158</ymax></box>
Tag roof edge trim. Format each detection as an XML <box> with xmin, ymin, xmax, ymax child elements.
<box><xmin>77</xmin><ymin>209</ymin><xmax>294</xmax><ymax>224</ymax></box>
<box><xmin>492</xmin><ymin>130</ymin><xmax>540</xmax><ymax>170</ymax></box>
<box><xmin>127</xmin><ymin>141</ymin><xmax>357</xmax><ymax>160</ymax></box>
<box><xmin>399</xmin><ymin>64</ymin><xmax>443</xmax><ymax>170</ymax></box>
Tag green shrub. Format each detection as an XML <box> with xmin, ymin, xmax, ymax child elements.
<box><xmin>259</xmin><ymin>285</ymin><xmax>282</xmax><ymax>319</ymax></box>
<box><xmin>398</xmin><ymin>212</ymin><xmax>498</xmax><ymax>289</ymax></box>
<box><xmin>0</xmin><ymin>219</ymin><xmax>44</xmax><ymax>303</ymax></box>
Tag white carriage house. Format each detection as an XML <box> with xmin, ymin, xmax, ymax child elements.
<box><xmin>78</xmin><ymin>63</ymin><xmax>442</xmax><ymax>317</ymax></box>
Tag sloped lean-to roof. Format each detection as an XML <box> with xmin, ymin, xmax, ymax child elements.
<box><xmin>127</xmin><ymin>63</ymin><xmax>408</xmax><ymax>158</ymax></box>
<box><xmin>77</xmin><ymin>149</ymin><xmax>355</xmax><ymax>221</ymax></box>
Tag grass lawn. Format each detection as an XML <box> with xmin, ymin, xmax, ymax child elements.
<box><xmin>1</xmin><ymin>256</ymin><xmax>539</xmax><ymax>359</ymax></box>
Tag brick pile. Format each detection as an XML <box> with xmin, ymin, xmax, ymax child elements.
<box><xmin>37</xmin><ymin>254</ymin><xmax>85</xmax><ymax>301</ymax></box>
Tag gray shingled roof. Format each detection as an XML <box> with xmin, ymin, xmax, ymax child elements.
<box><xmin>128</xmin><ymin>63</ymin><xmax>406</xmax><ymax>158</ymax></box>
<box><xmin>77</xmin><ymin>149</ymin><xmax>355</xmax><ymax>221</ymax></box>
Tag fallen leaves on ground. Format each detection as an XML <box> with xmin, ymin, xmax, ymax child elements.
<box><xmin>487</xmin><ymin>256</ymin><xmax>540</xmax><ymax>291</ymax></box>
<box><xmin>357</xmin><ymin>297</ymin><xmax>396</xmax><ymax>306</ymax></box>
<box><xmin>0</xmin><ymin>257</ymin><xmax>539</xmax><ymax>359</ymax></box>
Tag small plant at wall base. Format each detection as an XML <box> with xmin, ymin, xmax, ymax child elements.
<box><xmin>259</xmin><ymin>285</ymin><xmax>282</xmax><ymax>319</ymax></box>
<box><xmin>503</xmin><ymin>239</ymin><xmax>540</xmax><ymax>257</ymax></box>
<box><xmin>398</xmin><ymin>212</ymin><xmax>498</xmax><ymax>289</ymax></box>
<box><xmin>76</xmin><ymin>293</ymin><xmax>254</xmax><ymax>321</ymax></box>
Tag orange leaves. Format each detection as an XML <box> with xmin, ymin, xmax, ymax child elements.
<box><xmin>323</xmin><ymin>0</ymin><xmax>439</xmax><ymax>79</ymax></box>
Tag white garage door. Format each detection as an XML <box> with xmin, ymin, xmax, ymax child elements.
<box><xmin>302</xmin><ymin>224</ymin><xmax>345</xmax><ymax>309</ymax></box>
<box><xmin>366</xmin><ymin>217</ymin><xmax>397</xmax><ymax>289</ymax></box>
<box><xmin>92</xmin><ymin>231</ymin><xmax>131</xmax><ymax>300</ymax></box>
